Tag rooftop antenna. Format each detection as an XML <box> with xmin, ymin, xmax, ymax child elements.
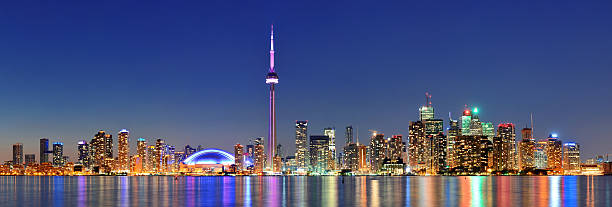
<box><xmin>425</xmin><ymin>92</ymin><xmax>432</xmax><ymax>106</ymax></box>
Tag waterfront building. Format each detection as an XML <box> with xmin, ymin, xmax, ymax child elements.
<box><xmin>453</xmin><ymin>135</ymin><xmax>484</xmax><ymax>173</ymax></box>
<box><xmin>284</xmin><ymin>155</ymin><xmax>297</xmax><ymax>172</ymax></box>
<box><xmin>563</xmin><ymin>142</ymin><xmax>581</xmax><ymax>175</ymax></box>
<box><xmin>24</xmin><ymin>154</ymin><xmax>35</xmax><ymax>166</ymax></box>
<box><xmin>324</xmin><ymin>127</ymin><xmax>336</xmax><ymax>170</ymax></box>
<box><xmin>155</xmin><ymin>139</ymin><xmax>165</xmax><ymax>172</ymax></box>
<box><xmin>310</xmin><ymin>135</ymin><xmax>330</xmax><ymax>173</ymax></box>
<box><xmin>52</xmin><ymin>142</ymin><xmax>64</xmax><ymax>167</ymax></box>
<box><xmin>265</xmin><ymin>25</ymin><xmax>279</xmax><ymax>172</ymax></box>
<box><xmin>137</xmin><ymin>138</ymin><xmax>147</xmax><ymax>171</ymax></box>
<box><xmin>358</xmin><ymin>145</ymin><xmax>368</xmax><ymax>173</ymax></box>
<box><xmin>343</xmin><ymin>143</ymin><xmax>359</xmax><ymax>172</ymax></box>
<box><xmin>146</xmin><ymin>145</ymin><xmax>156</xmax><ymax>172</ymax></box>
<box><xmin>117</xmin><ymin>129</ymin><xmax>129</xmax><ymax>172</ymax></box>
<box><xmin>181</xmin><ymin>149</ymin><xmax>236</xmax><ymax>174</ymax></box>
<box><xmin>534</xmin><ymin>140</ymin><xmax>548</xmax><ymax>169</ymax></box>
<box><xmin>13</xmin><ymin>143</ymin><xmax>23</xmax><ymax>165</ymax></box>
<box><xmin>369</xmin><ymin>133</ymin><xmax>386</xmax><ymax>173</ymax></box>
<box><xmin>77</xmin><ymin>140</ymin><xmax>90</xmax><ymax>167</ymax></box>
<box><xmin>273</xmin><ymin>155</ymin><xmax>282</xmax><ymax>173</ymax></box>
<box><xmin>430</xmin><ymin>133</ymin><xmax>447</xmax><ymax>174</ymax></box>
<box><xmin>387</xmin><ymin>135</ymin><xmax>403</xmax><ymax>162</ymax></box>
<box><xmin>39</xmin><ymin>138</ymin><xmax>50</xmax><ymax>164</ymax></box>
<box><xmin>493</xmin><ymin>123</ymin><xmax>517</xmax><ymax>172</ymax></box>
<box><xmin>447</xmin><ymin>118</ymin><xmax>460</xmax><ymax>169</ymax></box>
<box><xmin>408</xmin><ymin>121</ymin><xmax>427</xmax><ymax>173</ymax></box>
<box><xmin>91</xmin><ymin>130</ymin><xmax>110</xmax><ymax>167</ymax></box>
<box><xmin>546</xmin><ymin>134</ymin><xmax>563</xmax><ymax>173</ymax></box>
<box><xmin>519</xmin><ymin>128</ymin><xmax>535</xmax><ymax>171</ymax></box>
<box><xmin>234</xmin><ymin>143</ymin><xmax>244</xmax><ymax>171</ymax></box>
<box><xmin>253</xmin><ymin>137</ymin><xmax>265</xmax><ymax>173</ymax></box>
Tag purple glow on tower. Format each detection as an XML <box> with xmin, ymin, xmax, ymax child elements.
<box><xmin>266</xmin><ymin>24</ymin><xmax>279</xmax><ymax>171</ymax></box>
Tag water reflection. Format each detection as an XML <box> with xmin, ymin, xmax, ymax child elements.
<box><xmin>0</xmin><ymin>176</ymin><xmax>609</xmax><ymax>206</ymax></box>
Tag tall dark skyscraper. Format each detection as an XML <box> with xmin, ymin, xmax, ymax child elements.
<box><xmin>13</xmin><ymin>143</ymin><xmax>23</xmax><ymax>165</ymax></box>
<box><xmin>309</xmin><ymin>135</ymin><xmax>330</xmax><ymax>173</ymax></box>
<box><xmin>39</xmin><ymin>138</ymin><xmax>49</xmax><ymax>164</ymax></box>
<box><xmin>77</xmin><ymin>140</ymin><xmax>90</xmax><ymax>167</ymax></box>
<box><xmin>493</xmin><ymin>123</ymin><xmax>517</xmax><ymax>171</ymax></box>
<box><xmin>265</xmin><ymin>25</ymin><xmax>279</xmax><ymax>172</ymax></box>
<box><xmin>295</xmin><ymin>121</ymin><xmax>308</xmax><ymax>170</ymax></box>
<box><xmin>345</xmin><ymin>126</ymin><xmax>353</xmax><ymax>145</ymax></box>
<box><xmin>519</xmin><ymin>128</ymin><xmax>535</xmax><ymax>171</ymax></box>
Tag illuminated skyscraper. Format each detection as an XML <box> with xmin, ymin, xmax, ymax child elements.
<box><xmin>265</xmin><ymin>25</ymin><xmax>279</xmax><ymax>172</ymax></box>
<box><xmin>104</xmin><ymin>133</ymin><xmax>113</xmax><ymax>159</ymax></box>
<box><xmin>295</xmin><ymin>121</ymin><xmax>308</xmax><ymax>169</ymax></box>
<box><xmin>369</xmin><ymin>132</ymin><xmax>386</xmax><ymax>173</ymax></box>
<box><xmin>563</xmin><ymin>142</ymin><xmax>581</xmax><ymax>175</ymax></box>
<box><xmin>534</xmin><ymin>140</ymin><xmax>548</xmax><ymax>169</ymax></box>
<box><xmin>234</xmin><ymin>143</ymin><xmax>244</xmax><ymax>171</ymax></box>
<box><xmin>91</xmin><ymin>130</ymin><xmax>109</xmax><ymax>167</ymax></box>
<box><xmin>430</xmin><ymin>133</ymin><xmax>447</xmax><ymax>174</ymax></box>
<box><xmin>12</xmin><ymin>143</ymin><xmax>23</xmax><ymax>165</ymax></box>
<box><xmin>344</xmin><ymin>142</ymin><xmax>360</xmax><ymax>172</ymax></box>
<box><xmin>447</xmin><ymin>117</ymin><xmax>460</xmax><ymax>169</ymax></box>
<box><xmin>546</xmin><ymin>134</ymin><xmax>563</xmax><ymax>173</ymax></box>
<box><xmin>493</xmin><ymin>123</ymin><xmax>517</xmax><ymax>172</ymax></box>
<box><xmin>77</xmin><ymin>140</ymin><xmax>90</xmax><ymax>167</ymax></box>
<box><xmin>419</xmin><ymin>92</ymin><xmax>434</xmax><ymax>121</ymax></box>
<box><xmin>519</xmin><ymin>128</ymin><xmax>535</xmax><ymax>171</ymax></box>
<box><xmin>39</xmin><ymin>138</ymin><xmax>50</xmax><ymax>164</ymax></box>
<box><xmin>117</xmin><ymin>129</ymin><xmax>130</xmax><ymax>172</ymax></box>
<box><xmin>460</xmin><ymin>109</ymin><xmax>472</xmax><ymax>135</ymax></box>
<box><xmin>253</xmin><ymin>137</ymin><xmax>265</xmax><ymax>173</ymax></box>
<box><xmin>324</xmin><ymin>127</ymin><xmax>336</xmax><ymax>169</ymax></box>
<box><xmin>387</xmin><ymin>135</ymin><xmax>403</xmax><ymax>162</ymax></box>
<box><xmin>53</xmin><ymin>142</ymin><xmax>64</xmax><ymax>167</ymax></box>
<box><xmin>310</xmin><ymin>135</ymin><xmax>330</xmax><ymax>173</ymax></box>
<box><xmin>146</xmin><ymin>145</ymin><xmax>156</xmax><ymax>172</ymax></box>
<box><xmin>155</xmin><ymin>139</ymin><xmax>165</xmax><ymax>172</ymax></box>
<box><xmin>137</xmin><ymin>138</ymin><xmax>147</xmax><ymax>170</ymax></box>
<box><xmin>453</xmin><ymin>135</ymin><xmax>483</xmax><ymax>173</ymax></box>
<box><xmin>408</xmin><ymin>121</ymin><xmax>427</xmax><ymax>173</ymax></box>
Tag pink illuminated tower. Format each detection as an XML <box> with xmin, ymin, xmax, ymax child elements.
<box><xmin>265</xmin><ymin>25</ymin><xmax>278</xmax><ymax>172</ymax></box>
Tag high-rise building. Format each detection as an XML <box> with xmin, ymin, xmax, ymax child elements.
<box><xmin>345</xmin><ymin>126</ymin><xmax>354</xmax><ymax>145</ymax></box>
<box><xmin>295</xmin><ymin>121</ymin><xmax>308</xmax><ymax>170</ymax></box>
<box><xmin>358</xmin><ymin>145</ymin><xmax>368</xmax><ymax>172</ymax></box>
<box><xmin>460</xmin><ymin>109</ymin><xmax>472</xmax><ymax>135</ymax></box>
<box><xmin>452</xmin><ymin>135</ymin><xmax>490</xmax><ymax>173</ymax></box>
<box><xmin>309</xmin><ymin>135</ymin><xmax>330</xmax><ymax>173</ymax></box>
<box><xmin>265</xmin><ymin>25</ymin><xmax>279</xmax><ymax>172</ymax></box>
<box><xmin>563</xmin><ymin>142</ymin><xmax>581</xmax><ymax>175</ymax></box>
<box><xmin>430</xmin><ymin>133</ymin><xmax>447</xmax><ymax>174</ymax></box>
<box><xmin>447</xmin><ymin>118</ymin><xmax>460</xmax><ymax>169</ymax></box>
<box><xmin>324</xmin><ymin>127</ymin><xmax>336</xmax><ymax>170</ymax></box>
<box><xmin>253</xmin><ymin>137</ymin><xmax>265</xmax><ymax>173</ymax></box>
<box><xmin>369</xmin><ymin>132</ymin><xmax>386</xmax><ymax>173</ymax></box>
<box><xmin>519</xmin><ymin>128</ymin><xmax>535</xmax><ymax>171</ymax></box>
<box><xmin>534</xmin><ymin>140</ymin><xmax>548</xmax><ymax>169</ymax></box>
<box><xmin>184</xmin><ymin>145</ymin><xmax>197</xmax><ymax>158</ymax></box>
<box><xmin>246</xmin><ymin>144</ymin><xmax>255</xmax><ymax>167</ymax></box>
<box><xmin>387</xmin><ymin>135</ymin><xmax>403</xmax><ymax>162</ymax></box>
<box><xmin>482</xmin><ymin>122</ymin><xmax>495</xmax><ymax>140</ymax></box>
<box><xmin>344</xmin><ymin>143</ymin><xmax>360</xmax><ymax>172</ymax></box>
<box><xmin>546</xmin><ymin>134</ymin><xmax>563</xmax><ymax>173</ymax></box>
<box><xmin>77</xmin><ymin>140</ymin><xmax>90</xmax><ymax>167</ymax></box>
<box><xmin>40</xmin><ymin>138</ymin><xmax>50</xmax><ymax>164</ymax></box>
<box><xmin>420</xmin><ymin>93</ymin><xmax>434</xmax><ymax>121</ymax></box>
<box><xmin>492</xmin><ymin>123</ymin><xmax>517</xmax><ymax>172</ymax></box>
<box><xmin>234</xmin><ymin>143</ymin><xmax>244</xmax><ymax>171</ymax></box>
<box><xmin>53</xmin><ymin>142</ymin><xmax>64</xmax><ymax>167</ymax></box>
<box><xmin>155</xmin><ymin>139</ymin><xmax>166</xmax><ymax>172</ymax></box>
<box><xmin>117</xmin><ymin>129</ymin><xmax>130</xmax><ymax>172</ymax></box>
<box><xmin>408</xmin><ymin>121</ymin><xmax>427</xmax><ymax>173</ymax></box>
<box><xmin>25</xmin><ymin>154</ymin><xmax>35</xmax><ymax>166</ymax></box>
<box><xmin>12</xmin><ymin>143</ymin><xmax>23</xmax><ymax>165</ymax></box>
<box><xmin>137</xmin><ymin>138</ymin><xmax>147</xmax><ymax>171</ymax></box>
<box><xmin>146</xmin><ymin>145</ymin><xmax>156</xmax><ymax>172</ymax></box>
<box><xmin>91</xmin><ymin>130</ymin><xmax>109</xmax><ymax>167</ymax></box>
<box><xmin>104</xmin><ymin>133</ymin><xmax>113</xmax><ymax>159</ymax></box>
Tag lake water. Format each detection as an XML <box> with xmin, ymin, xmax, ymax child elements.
<box><xmin>0</xmin><ymin>176</ymin><xmax>610</xmax><ymax>206</ymax></box>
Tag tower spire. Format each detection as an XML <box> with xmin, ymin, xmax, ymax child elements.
<box><xmin>270</xmin><ymin>24</ymin><xmax>275</xmax><ymax>73</ymax></box>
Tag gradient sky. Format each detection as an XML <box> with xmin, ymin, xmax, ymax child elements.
<box><xmin>0</xmin><ymin>1</ymin><xmax>611</xmax><ymax>161</ymax></box>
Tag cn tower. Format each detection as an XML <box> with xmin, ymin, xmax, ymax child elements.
<box><xmin>265</xmin><ymin>25</ymin><xmax>278</xmax><ymax>172</ymax></box>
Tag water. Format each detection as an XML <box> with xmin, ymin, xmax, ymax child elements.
<box><xmin>0</xmin><ymin>176</ymin><xmax>610</xmax><ymax>206</ymax></box>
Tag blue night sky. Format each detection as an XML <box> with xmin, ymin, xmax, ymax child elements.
<box><xmin>0</xmin><ymin>1</ymin><xmax>611</xmax><ymax>161</ymax></box>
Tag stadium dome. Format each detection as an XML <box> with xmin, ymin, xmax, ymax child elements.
<box><xmin>182</xmin><ymin>148</ymin><xmax>235</xmax><ymax>165</ymax></box>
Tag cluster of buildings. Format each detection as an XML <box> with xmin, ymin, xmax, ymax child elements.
<box><xmin>1</xmin><ymin>26</ymin><xmax>610</xmax><ymax>176</ymax></box>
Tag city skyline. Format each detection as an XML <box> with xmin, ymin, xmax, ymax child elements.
<box><xmin>1</xmin><ymin>1</ymin><xmax>612</xmax><ymax>162</ymax></box>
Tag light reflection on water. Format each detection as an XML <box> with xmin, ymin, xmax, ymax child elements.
<box><xmin>0</xmin><ymin>176</ymin><xmax>610</xmax><ymax>206</ymax></box>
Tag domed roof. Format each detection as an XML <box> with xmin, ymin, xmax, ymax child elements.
<box><xmin>182</xmin><ymin>148</ymin><xmax>235</xmax><ymax>165</ymax></box>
